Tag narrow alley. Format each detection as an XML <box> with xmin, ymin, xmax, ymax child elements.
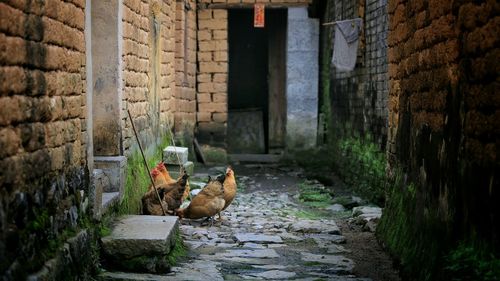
<box><xmin>101</xmin><ymin>165</ymin><xmax>398</xmax><ymax>281</ymax></box>
<box><xmin>1</xmin><ymin>0</ymin><xmax>498</xmax><ymax>280</ymax></box>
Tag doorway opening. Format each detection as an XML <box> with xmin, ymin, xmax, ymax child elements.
<box><xmin>227</xmin><ymin>8</ymin><xmax>287</xmax><ymax>157</ymax></box>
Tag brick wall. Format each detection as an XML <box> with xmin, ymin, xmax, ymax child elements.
<box><xmin>0</xmin><ymin>0</ymin><xmax>92</xmax><ymax>279</ymax></box>
<box><xmin>122</xmin><ymin>0</ymin><xmax>176</xmax><ymax>153</ymax></box>
<box><xmin>174</xmin><ymin>0</ymin><xmax>197</xmax><ymax>135</ymax></box>
<box><xmin>323</xmin><ymin>0</ymin><xmax>388</xmax><ymax>147</ymax></box>
<box><xmin>196</xmin><ymin>8</ymin><xmax>228</xmax><ymax>146</ymax></box>
<box><xmin>382</xmin><ymin>0</ymin><xmax>499</xmax><ymax>278</ymax></box>
<box><xmin>196</xmin><ymin>0</ymin><xmax>312</xmax><ymax>148</ymax></box>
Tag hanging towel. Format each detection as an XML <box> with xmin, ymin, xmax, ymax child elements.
<box><xmin>332</xmin><ymin>18</ymin><xmax>363</xmax><ymax>72</ymax></box>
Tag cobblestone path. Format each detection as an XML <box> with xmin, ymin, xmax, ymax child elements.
<box><xmin>166</xmin><ymin>166</ymin><xmax>372</xmax><ymax>281</ymax></box>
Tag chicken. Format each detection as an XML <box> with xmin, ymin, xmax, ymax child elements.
<box><xmin>182</xmin><ymin>179</ymin><xmax>190</xmax><ymax>202</ymax></box>
<box><xmin>163</xmin><ymin>172</ymin><xmax>189</xmax><ymax>212</ymax></box>
<box><xmin>220</xmin><ymin>166</ymin><xmax>237</xmax><ymax>219</ymax></box>
<box><xmin>176</xmin><ymin>176</ymin><xmax>225</xmax><ymax>221</ymax></box>
<box><xmin>149</xmin><ymin>168</ymin><xmax>165</xmax><ymax>190</ymax></box>
<box><xmin>157</xmin><ymin>161</ymin><xmax>192</xmax><ymax>203</ymax></box>
<box><xmin>156</xmin><ymin>162</ymin><xmax>177</xmax><ymax>184</ymax></box>
<box><xmin>142</xmin><ymin>187</ymin><xmax>168</xmax><ymax>215</ymax></box>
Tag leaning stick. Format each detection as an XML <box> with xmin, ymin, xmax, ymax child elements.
<box><xmin>127</xmin><ymin>109</ymin><xmax>167</xmax><ymax>216</ymax></box>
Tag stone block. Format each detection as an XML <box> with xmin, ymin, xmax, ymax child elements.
<box><xmin>167</xmin><ymin>161</ymin><xmax>194</xmax><ymax>178</ymax></box>
<box><xmin>94</xmin><ymin>156</ymin><xmax>127</xmax><ymax>194</ymax></box>
<box><xmin>101</xmin><ymin>215</ymin><xmax>179</xmax><ymax>259</ymax></box>
<box><xmin>163</xmin><ymin>146</ymin><xmax>189</xmax><ymax>164</ymax></box>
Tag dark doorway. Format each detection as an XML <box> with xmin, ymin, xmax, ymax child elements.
<box><xmin>227</xmin><ymin>8</ymin><xmax>287</xmax><ymax>155</ymax></box>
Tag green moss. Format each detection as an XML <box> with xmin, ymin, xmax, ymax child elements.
<box><xmin>293</xmin><ymin>135</ymin><xmax>386</xmax><ymax>206</ymax></box>
<box><xmin>292</xmin><ymin>209</ymin><xmax>326</xmax><ymax>220</ymax></box>
<box><xmin>166</xmin><ymin>232</ymin><xmax>188</xmax><ymax>266</ymax></box>
<box><xmin>304</xmin><ymin>261</ymin><xmax>323</xmax><ymax>267</ymax></box>
<box><xmin>202</xmin><ymin>146</ymin><xmax>227</xmax><ymax>164</ymax></box>
<box><xmin>376</xmin><ymin>172</ymin><xmax>445</xmax><ymax>281</ymax></box>
<box><xmin>298</xmin><ymin>182</ymin><xmax>333</xmax><ymax>208</ymax></box>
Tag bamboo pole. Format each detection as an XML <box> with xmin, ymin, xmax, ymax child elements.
<box><xmin>127</xmin><ymin>109</ymin><xmax>167</xmax><ymax>216</ymax></box>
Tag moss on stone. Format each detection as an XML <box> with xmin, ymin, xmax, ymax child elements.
<box><xmin>167</xmin><ymin>232</ymin><xmax>188</xmax><ymax>266</ymax></box>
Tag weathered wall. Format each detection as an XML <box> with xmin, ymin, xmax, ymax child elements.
<box><xmin>322</xmin><ymin>0</ymin><xmax>388</xmax><ymax>147</ymax></box>
<box><xmin>380</xmin><ymin>0</ymin><xmax>499</xmax><ymax>279</ymax></box>
<box><xmin>174</xmin><ymin>0</ymin><xmax>197</xmax><ymax>137</ymax></box>
<box><xmin>121</xmin><ymin>0</ymin><xmax>177</xmax><ymax>154</ymax></box>
<box><xmin>286</xmin><ymin>7</ymin><xmax>319</xmax><ymax>149</ymax></box>
<box><xmin>0</xmin><ymin>0</ymin><xmax>94</xmax><ymax>279</ymax></box>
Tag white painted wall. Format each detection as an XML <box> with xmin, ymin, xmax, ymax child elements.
<box><xmin>286</xmin><ymin>7</ymin><xmax>319</xmax><ymax>149</ymax></box>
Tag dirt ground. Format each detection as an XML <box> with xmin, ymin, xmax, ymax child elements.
<box><xmin>328</xmin><ymin>174</ymin><xmax>401</xmax><ymax>281</ymax></box>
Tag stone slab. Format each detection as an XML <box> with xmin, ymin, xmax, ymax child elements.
<box><xmin>300</xmin><ymin>252</ymin><xmax>354</xmax><ymax>272</ymax></box>
<box><xmin>99</xmin><ymin>272</ymin><xmax>173</xmax><ymax>281</ymax></box>
<box><xmin>101</xmin><ymin>215</ymin><xmax>178</xmax><ymax>259</ymax></box>
<box><xmin>163</xmin><ymin>146</ymin><xmax>188</xmax><ymax>165</ymax></box>
<box><xmin>220</xmin><ymin>249</ymin><xmax>280</xmax><ymax>258</ymax></box>
<box><xmin>288</xmin><ymin>220</ymin><xmax>341</xmax><ymax>235</ymax></box>
<box><xmin>248</xmin><ymin>270</ymin><xmax>297</xmax><ymax>279</ymax></box>
<box><xmin>167</xmin><ymin>161</ymin><xmax>194</xmax><ymax>178</ymax></box>
<box><xmin>234</xmin><ymin>233</ymin><xmax>283</xmax><ymax>244</ymax></box>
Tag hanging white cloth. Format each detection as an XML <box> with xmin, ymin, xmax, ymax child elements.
<box><xmin>331</xmin><ymin>18</ymin><xmax>363</xmax><ymax>72</ymax></box>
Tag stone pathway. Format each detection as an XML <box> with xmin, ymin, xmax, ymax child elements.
<box><xmin>165</xmin><ymin>166</ymin><xmax>373</xmax><ymax>281</ymax></box>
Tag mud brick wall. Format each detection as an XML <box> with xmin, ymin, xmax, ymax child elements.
<box><xmin>196</xmin><ymin>0</ymin><xmax>312</xmax><ymax>147</ymax></box>
<box><xmin>196</xmin><ymin>8</ymin><xmax>229</xmax><ymax>147</ymax></box>
<box><xmin>383</xmin><ymin>0</ymin><xmax>499</xmax><ymax>277</ymax></box>
<box><xmin>0</xmin><ymin>0</ymin><xmax>92</xmax><ymax>279</ymax></box>
<box><xmin>174</xmin><ymin>0</ymin><xmax>197</xmax><ymax>136</ymax></box>
<box><xmin>122</xmin><ymin>0</ymin><xmax>176</xmax><ymax>152</ymax></box>
<box><xmin>325</xmin><ymin>0</ymin><xmax>388</xmax><ymax>147</ymax></box>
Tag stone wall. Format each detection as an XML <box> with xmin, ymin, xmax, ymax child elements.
<box><xmin>322</xmin><ymin>0</ymin><xmax>388</xmax><ymax>147</ymax></box>
<box><xmin>0</xmin><ymin>0</ymin><xmax>92</xmax><ymax>279</ymax></box>
<box><xmin>121</xmin><ymin>0</ymin><xmax>177</xmax><ymax>153</ymax></box>
<box><xmin>380</xmin><ymin>0</ymin><xmax>499</xmax><ymax>278</ymax></box>
<box><xmin>174</xmin><ymin>0</ymin><xmax>197</xmax><ymax>136</ymax></box>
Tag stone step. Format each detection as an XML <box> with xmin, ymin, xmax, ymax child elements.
<box><xmin>99</xmin><ymin>271</ymin><xmax>171</xmax><ymax>281</ymax></box>
<box><xmin>101</xmin><ymin>215</ymin><xmax>179</xmax><ymax>273</ymax></box>
<box><xmin>163</xmin><ymin>146</ymin><xmax>188</xmax><ymax>165</ymax></box>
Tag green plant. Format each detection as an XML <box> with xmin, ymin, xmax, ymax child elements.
<box><xmin>444</xmin><ymin>242</ymin><xmax>500</xmax><ymax>281</ymax></box>
<box><xmin>119</xmin><ymin>135</ymin><xmax>171</xmax><ymax>215</ymax></box>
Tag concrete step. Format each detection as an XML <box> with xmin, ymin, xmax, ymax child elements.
<box><xmin>101</xmin><ymin>215</ymin><xmax>179</xmax><ymax>274</ymax></box>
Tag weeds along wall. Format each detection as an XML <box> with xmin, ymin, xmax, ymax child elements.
<box><xmin>379</xmin><ymin>0</ymin><xmax>500</xmax><ymax>280</ymax></box>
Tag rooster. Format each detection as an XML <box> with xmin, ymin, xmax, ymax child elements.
<box><xmin>176</xmin><ymin>176</ymin><xmax>225</xmax><ymax>223</ymax></box>
<box><xmin>219</xmin><ymin>166</ymin><xmax>237</xmax><ymax>220</ymax></box>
